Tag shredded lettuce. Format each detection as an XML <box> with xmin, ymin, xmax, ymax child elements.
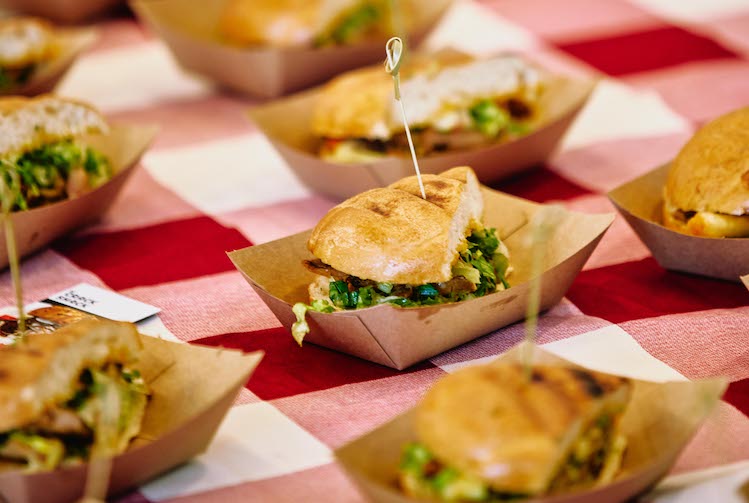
<box><xmin>469</xmin><ymin>100</ymin><xmax>528</xmax><ymax>139</ymax></box>
<box><xmin>75</xmin><ymin>367</ymin><xmax>149</xmax><ymax>455</ymax></box>
<box><xmin>290</xmin><ymin>228</ymin><xmax>511</xmax><ymax>343</ymax></box>
<box><xmin>7</xmin><ymin>432</ymin><xmax>65</xmax><ymax>471</ymax></box>
<box><xmin>291</xmin><ymin>300</ymin><xmax>335</xmax><ymax>345</ymax></box>
<box><xmin>1</xmin><ymin>140</ymin><xmax>111</xmax><ymax>211</ymax></box>
<box><xmin>315</xmin><ymin>3</ymin><xmax>381</xmax><ymax>46</ymax></box>
<box><xmin>399</xmin><ymin>442</ymin><xmax>492</xmax><ymax>502</ymax></box>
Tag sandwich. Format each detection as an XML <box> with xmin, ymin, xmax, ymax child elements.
<box><xmin>291</xmin><ymin>166</ymin><xmax>512</xmax><ymax>344</ymax></box>
<box><xmin>219</xmin><ymin>0</ymin><xmax>411</xmax><ymax>48</ymax></box>
<box><xmin>0</xmin><ymin>319</ymin><xmax>149</xmax><ymax>471</ymax></box>
<box><xmin>399</xmin><ymin>362</ymin><xmax>632</xmax><ymax>501</ymax></box>
<box><xmin>312</xmin><ymin>52</ymin><xmax>544</xmax><ymax>162</ymax></box>
<box><xmin>0</xmin><ymin>18</ymin><xmax>58</xmax><ymax>92</ymax></box>
<box><xmin>0</xmin><ymin>95</ymin><xmax>111</xmax><ymax>211</ymax></box>
<box><xmin>662</xmin><ymin>106</ymin><xmax>749</xmax><ymax>238</ymax></box>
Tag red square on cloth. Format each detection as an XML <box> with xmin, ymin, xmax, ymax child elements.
<box><xmin>492</xmin><ymin>165</ymin><xmax>593</xmax><ymax>203</ymax></box>
<box><xmin>53</xmin><ymin>216</ymin><xmax>252</xmax><ymax>290</ymax></box>
<box><xmin>724</xmin><ymin>379</ymin><xmax>749</xmax><ymax>419</ymax></box>
<box><xmin>565</xmin><ymin>257</ymin><xmax>749</xmax><ymax>323</ymax></box>
<box><xmin>194</xmin><ymin>328</ymin><xmax>435</xmax><ymax>400</ymax></box>
<box><xmin>557</xmin><ymin>25</ymin><xmax>740</xmax><ymax>76</ymax></box>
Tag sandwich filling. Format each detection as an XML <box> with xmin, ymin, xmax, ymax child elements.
<box><xmin>314</xmin><ymin>1</ymin><xmax>385</xmax><ymax>47</ymax></box>
<box><xmin>319</xmin><ymin>57</ymin><xmax>541</xmax><ymax>162</ymax></box>
<box><xmin>663</xmin><ymin>199</ymin><xmax>749</xmax><ymax>238</ymax></box>
<box><xmin>0</xmin><ymin>65</ymin><xmax>36</xmax><ymax>92</ymax></box>
<box><xmin>0</xmin><ymin>139</ymin><xmax>111</xmax><ymax>211</ymax></box>
<box><xmin>0</xmin><ymin>19</ymin><xmax>55</xmax><ymax>91</ymax></box>
<box><xmin>0</xmin><ymin>363</ymin><xmax>148</xmax><ymax>471</ymax></box>
<box><xmin>399</xmin><ymin>414</ymin><xmax>626</xmax><ymax>501</ymax></box>
<box><xmin>291</xmin><ymin>226</ymin><xmax>511</xmax><ymax>344</ymax></box>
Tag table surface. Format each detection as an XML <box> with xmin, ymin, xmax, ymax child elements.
<box><xmin>2</xmin><ymin>1</ymin><xmax>749</xmax><ymax>502</ymax></box>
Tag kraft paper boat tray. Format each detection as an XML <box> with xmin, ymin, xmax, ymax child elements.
<box><xmin>247</xmin><ymin>75</ymin><xmax>595</xmax><ymax>200</ymax></box>
<box><xmin>229</xmin><ymin>187</ymin><xmax>613</xmax><ymax>370</ymax></box>
<box><xmin>608</xmin><ymin>164</ymin><xmax>749</xmax><ymax>282</ymax></box>
<box><xmin>130</xmin><ymin>0</ymin><xmax>452</xmax><ymax>98</ymax></box>
<box><xmin>0</xmin><ymin>335</ymin><xmax>263</xmax><ymax>503</ymax></box>
<box><xmin>0</xmin><ymin>0</ymin><xmax>122</xmax><ymax>23</ymax></box>
<box><xmin>3</xmin><ymin>28</ymin><xmax>96</xmax><ymax>97</ymax></box>
<box><xmin>0</xmin><ymin>124</ymin><xmax>158</xmax><ymax>269</ymax></box>
<box><xmin>335</xmin><ymin>344</ymin><xmax>726</xmax><ymax>503</ymax></box>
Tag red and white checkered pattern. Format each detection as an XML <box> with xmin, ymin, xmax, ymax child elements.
<box><xmin>1</xmin><ymin>1</ymin><xmax>749</xmax><ymax>500</ymax></box>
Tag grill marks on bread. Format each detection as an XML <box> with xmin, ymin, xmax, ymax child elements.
<box><xmin>307</xmin><ymin>166</ymin><xmax>484</xmax><ymax>284</ymax></box>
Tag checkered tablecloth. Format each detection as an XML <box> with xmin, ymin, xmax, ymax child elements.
<box><xmin>2</xmin><ymin>0</ymin><xmax>749</xmax><ymax>501</ymax></box>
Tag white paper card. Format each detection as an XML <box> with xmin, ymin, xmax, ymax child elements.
<box><xmin>47</xmin><ymin>283</ymin><xmax>160</xmax><ymax>323</ymax></box>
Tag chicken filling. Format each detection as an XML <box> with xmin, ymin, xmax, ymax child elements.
<box><xmin>320</xmin><ymin>98</ymin><xmax>534</xmax><ymax>162</ymax></box>
<box><xmin>0</xmin><ymin>364</ymin><xmax>149</xmax><ymax>471</ymax></box>
<box><xmin>397</xmin><ymin>413</ymin><xmax>626</xmax><ymax>502</ymax></box>
<box><xmin>0</xmin><ymin>139</ymin><xmax>111</xmax><ymax>211</ymax></box>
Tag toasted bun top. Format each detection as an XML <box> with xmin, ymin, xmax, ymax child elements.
<box><xmin>416</xmin><ymin>363</ymin><xmax>631</xmax><ymax>495</ymax></box>
<box><xmin>0</xmin><ymin>95</ymin><xmax>108</xmax><ymax>158</ymax></box>
<box><xmin>219</xmin><ymin>0</ymin><xmax>320</xmax><ymax>46</ymax></box>
<box><xmin>308</xmin><ymin>166</ymin><xmax>483</xmax><ymax>284</ymax></box>
<box><xmin>0</xmin><ymin>319</ymin><xmax>143</xmax><ymax>432</ymax></box>
<box><xmin>665</xmin><ymin>107</ymin><xmax>749</xmax><ymax>217</ymax></box>
<box><xmin>219</xmin><ymin>0</ymin><xmax>387</xmax><ymax>47</ymax></box>
<box><xmin>311</xmin><ymin>53</ymin><xmax>541</xmax><ymax>140</ymax></box>
<box><xmin>0</xmin><ymin>18</ymin><xmax>56</xmax><ymax>68</ymax></box>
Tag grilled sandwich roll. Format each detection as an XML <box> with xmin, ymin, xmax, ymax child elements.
<box><xmin>662</xmin><ymin>106</ymin><xmax>749</xmax><ymax>238</ymax></box>
<box><xmin>291</xmin><ymin>166</ymin><xmax>512</xmax><ymax>344</ymax></box>
<box><xmin>0</xmin><ymin>18</ymin><xmax>57</xmax><ymax>92</ymax></box>
<box><xmin>219</xmin><ymin>0</ymin><xmax>411</xmax><ymax>48</ymax></box>
<box><xmin>0</xmin><ymin>95</ymin><xmax>111</xmax><ymax>211</ymax></box>
<box><xmin>399</xmin><ymin>363</ymin><xmax>632</xmax><ymax>501</ymax></box>
<box><xmin>312</xmin><ymin>53</ymin><xmax>544</xmax><ymax>162</ymax></box>
<box><xmin>0</xmin><ymin>319</ymin><xmax>149</xmax><ymax>471</ymax></box>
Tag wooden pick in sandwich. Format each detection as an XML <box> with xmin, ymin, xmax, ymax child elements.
<box><xmin>385</xmin><ymin>36</ymin><xmax>426</xmax><ymax>199</ymax></box>
<box><xmin>0</xmin><ymin>174</ymin><xmax>25</xmax><ymax>334</ymax></box>
<box><xmin>522</xmin><ymin>204</ymin><xmax>566</xmax><ymax>379</ymax></box>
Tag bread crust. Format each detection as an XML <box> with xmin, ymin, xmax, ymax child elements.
<box><xmin>0</xmin><ymin>18</ymin><xmax>56</xmax><ymax>69</ymax></box>
<box><xmin>219</xmin><ymin>0</ymin><xmax>399</xmax><ymax>47</ymax></box>
<box><xmin>311</xmin><ymin>51</ymin><xmax>475</xmax><ymax>140</ymax></box>
<box><xmin>307</xmin><ymin>166</ymin><xmax>483</xmax><ymax>284</ymax></box>
<box><xmin>0</xmin><ymin>94</ymin><xmax>108</xmax><ymax>158</ymax></box>
<box><xmin>311</xmin><ymin>52</ymin><xmax>542</xmax><ymax>142</ymax></box>
<box><xmin>219</xmin><ymin>0</ymin><xmax>321</xmax><ymax>47</ymax></box>
<box><xmin>664</xmin><ymin>107</ymin><xmax>749</xmax><ymax>220</ymax></box>
<box><xmin>416</xmin><ymin>363</ymin><xmax>631</xmax><ymax>495</ymax></box>
<box><xmin>0</xmin><ymin>320</ymin><xmax>142</xmax><ymax>432</ymax></box>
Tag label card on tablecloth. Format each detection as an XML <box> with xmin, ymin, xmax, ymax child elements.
<box><xmin>47</xmin><ymin>283</ymin><xmax>160</xmax><ymax>323</ymax></box>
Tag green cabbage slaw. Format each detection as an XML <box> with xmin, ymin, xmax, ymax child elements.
<box><xmin>291</xmin><ymin>227</ymin><xmax>510</xmax><ymax>345</ymax></box>
<box><xmin>0</xmin><ymin>139</ymin><xmax>111</xmax><ymax>211</ymax></box>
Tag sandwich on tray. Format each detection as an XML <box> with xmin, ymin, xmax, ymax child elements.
<box><xmin>0</xmin><ymin>319</ymin><xmax>149</xmax><ymax>471</ymax></box>
<box><xmin>399</xmin><ymin>362</ymin><xmax>632</xmax><ymax>501</ymax></box>
<box><xmin>0</xmin><ymin>18</ymin><xmax>57</xmax><ymax>93</ymax></box>
<box><xmin>312</xmin><ymin>52</ymin><xmax>544</xmax><ymax>162</ymax></box>
<box><xmin>662</xmin><ymin>106</ymin><xmax>749</xmax><ymax>238</ymax></box>
<box><xmin>0</xmin><ymin>95</ymin><xmax>112</xmax><ymax>211</ymax></box>
<box><xmin>219</xmin><ymin>0</ymin><xmax>413</xmax><ymax>48</ymax></box>
<box><xmin>292</xmin><ymin>165</ymin><xmax>512</xmax><ymax>343</ymax></box>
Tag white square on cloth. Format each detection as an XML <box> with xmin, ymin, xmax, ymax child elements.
<box><xmin>143</xmin><ymin>134</ymin><xmax>311</xmax><ymax>214</ymax></box>
<box><xmin>558</xmin><ymin>78</ymin><xmax>691</xmax><ymax>152</ymax></box>
<box><xmin>424</xmin><ymin>0</ymin><xmax>540</xmax><ymax>55</ymax></box>
<box><xmin>57</xmin><ymin>42</ymin><xmax>213</xmax><ymax>113</ymax></box>
<box><xmin>439</xmin><ymin>324</ymin><xmax>686</xmax><ymax>383</ymax></box>
<box><xmin>629</xmin><ymin>0</ymin><xmax>749</xmax><ymax>23</ymax></box>
<box><xmin>140</xmin><ymin>401</ymin><xmax>333</xmax><ymax>501</ymax></box>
